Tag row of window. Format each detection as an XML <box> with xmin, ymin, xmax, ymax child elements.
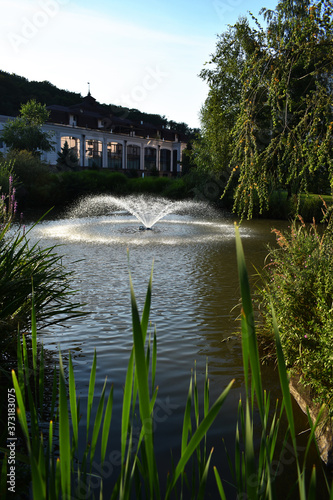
<box><xmin>61</xmin><ymin>137</ymin><xmax>174</xmax><ymax>171</ymax></box>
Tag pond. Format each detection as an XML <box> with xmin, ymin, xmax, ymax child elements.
<box><xmin>27</xmin><ymin>195</ymin><xmax>327</xmax><ymax>497</ymax></box>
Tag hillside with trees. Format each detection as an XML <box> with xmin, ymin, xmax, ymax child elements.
<box><xmin>0</xmin><ymin>70</ymin><xmax>196</xmax><ymax>136</ymax></box>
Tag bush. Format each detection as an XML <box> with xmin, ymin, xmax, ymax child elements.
<box><xmin>256</xmin><ymin>209</ymin><xmax>333</xmax><ymax>412</ymax></box>
<box><xmin>127</xmin><ymin>176</ymin><xmax>173</xmax><ymax>194</ymax></box>
<box><xmin>0</xmin><ymin>178</ymin><xmax>85</xmax><ymax>350</ymax></box>
<box><xmin>5</xmin><ymin>149</ymin><xmax>50</xmax><ymax>187</ymax></box>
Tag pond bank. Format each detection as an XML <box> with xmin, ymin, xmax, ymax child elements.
<box><xmin>290</xmin><ymin>374</ymin><xmax>333</xmax><ymax>470</ymax></box>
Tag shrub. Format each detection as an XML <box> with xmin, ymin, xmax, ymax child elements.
<box><xmin>256</xmin><ymin>210</ymin><xmax>333</xmax><ymax>412</ymax></box>
<box><xmin>127</xmin><ymin>176</ymin><xmax>173</xmax><ymax>194</ymax></box>
<box><xmin>4</xmin><ymin>149</ymin><xmax>50</xmax><ymax>187</ymax></box>
<box><xmin>0</xmin><ymin>177</ymin><xmax>85</xmax><ymax>349</ymax></box>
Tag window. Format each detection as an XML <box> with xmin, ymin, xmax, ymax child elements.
<box><xmin>144</xmin><ymin>147</ymin><xmax>156</xmax><ymax>171</ymax></box>
<box><xmin>86</xmin><ymin>139</ymin><xmax>102</xmax><ymax>168</ymax></box>
<box><xmin>61</xmin><ymin>136</ymin><xmax>80</xmax><ymax>160</ymax></box>
<box><xmin>160</xmin><ymin>149</ymin><xmax>171</xmax><ymax>172</ymax></box>
<box><xmin>107</xmin><ymin>142</ymin><xmax>122</xmax><ymax>169</ymax></box>
<box><xmin>127</xmin><ymin>145</ymin><xmax>140</xmax><ymax>170</ymax></box>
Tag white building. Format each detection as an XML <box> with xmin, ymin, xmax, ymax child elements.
<box><xmin>0</xmin><ymin>93</ymin><xmax>187</xmax><ymax>176</ymax></box>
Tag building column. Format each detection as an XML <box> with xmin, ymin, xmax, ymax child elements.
<box><xmin>81</xmin><ymin>134</ymin><xmax>86</xmax><ymax>167</ymax></box>
<box><xmin>157</xmin><ymin>145</ymin><xmax>161</xmax><ymax>172</ymax></box>
<box><xmin>140</xmin><ymin>144</ymin><xmax>145</xmax><ymax>171</ymax></box>
<box><xmin>102</xmin><ymin>137</ymin><xmax>108</xmax><ymax>168</ymax></box>
<box><xmin>123</xmin><ymin>140</ymin><xmax>127</xmax><ymax>169</ymax></box>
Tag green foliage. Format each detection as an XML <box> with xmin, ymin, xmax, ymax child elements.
<box><xmin>56</xmin><ymin>140</ymin><xmax>79</xmax><ymax>169</ymax></box>
<box><xmin>0</xmin><ymin>177</ymin><xmax>85</xmax><ymax>344</ymax></box>
<box><xmin>0</xmin><ymin>167</ymin><xmax>16</xmax><ymax>233</ymax></box>
<box><xmin>1</xmin><ymin>99</ymin><xmax>54</xmax><ymax>155</ymax></box>
<box><xmin>0</xmin><ymin>226</ymin><xmax>85</xmax><ymax>339</ymax></box>
<box><xmin>5</xmin><ymin>149</ymin><xmax>50</xmax><ymax>186</ymax></box>
<box><xmin>0</xmin><ymin>160</ymin><xmax>14</xmax><ymax>196</ymax></box>
<box><xmin>194</xmin><ymin>19</ymin><xmax>252</xmax><ymax>176</ymax></box>
<box><xmin>0</xmin><ymin>70</ymin><xmax>194</xmax><ymax>134</ymax></box>
<box><xmin>10</xmin><ymin>262</ymin><xmax>234</xmax><ymax>499</ymax></box>
<box><xmin>2</xmin><ymin>150</ymin><xmax>60</xmax><ymax>207</ymax></box>
<box><xmin>1</xmin><ymin>228</ymin><xmax>331</xmax><ymax>498</ymax></box>
<box><xmin>221</xmin><ymin>225</ymin><xmax>330</xmax><ymax>500</ymax></box>
<box><xmin>0</xmin><ymin>70</ymin><xmax>82</xmax><ymax>116</ymax></box>
<box><xmin>19</xmin><ymin>99</ymin><xmax>50</xmax><ymax>126</ymax></box>
<box><xmin>53</xmin><ymin>171</ymin><xmax>189</xmax><ymax>207</ymax></box>
<box><xmin>198</xmin><ymin>0</ymin><xmax>333</xmax><ymax>219</ymax></box>
<box><xmin>256</xmin><ymin>211</ymin><xmax>333</xmax><ymax>412</ymax></box>
<box><xmin>128</xmin><ymin>176</ymin><xmax>174</xmax><ymax>195</ymax></box>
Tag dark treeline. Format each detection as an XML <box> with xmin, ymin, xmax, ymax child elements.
<box><xmin>0</xmin><ymin>70</ymin><xmax>197</xmax><ymax>135</ymax></box>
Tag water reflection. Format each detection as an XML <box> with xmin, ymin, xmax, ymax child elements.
<box><xmin>25</xmin><ymin>207</ymin><xmax>327</xmax><ymax>497</ymax></box>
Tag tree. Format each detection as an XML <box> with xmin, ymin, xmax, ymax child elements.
<box><xmin>1</xmin><ymin>99</ymin><xmax>55</xmax><ymax>156</ymax></box>
<box><xmin>198</xmin><ymin>0</ymin><xmax>333</xmax><ymax>218</ymax></box>
<box><xmin>193</xmin><ymin>18</ymin><xmax>261</xmax><ymax>176</ymax></box>
<box><xmin>57</xmin><ymin>141</ymin><xmax>79</xmax><ymax>169</ymax></box>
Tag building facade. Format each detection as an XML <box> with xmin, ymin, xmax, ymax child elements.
<box><xmin>0</xmin><ymin>93</ymin><xmax>187</xmax><ymax>176</ymax></box>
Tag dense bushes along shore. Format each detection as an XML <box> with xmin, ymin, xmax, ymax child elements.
<box><xmin>1</xmin><ymin>151</ymin><xmax>332</xmax><ymax>221</ymax></box>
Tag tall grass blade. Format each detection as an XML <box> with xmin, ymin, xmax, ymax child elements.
<box><xmin>244</xmin><ymin>400</ymin><xmax>256</xmax><ymax>499</ymax></box>
<box><xmin>11</xmin><ymin>370</ymin><xmax>30</xmax><ymax>448</ymax></box>
<box><xmin>121</xmin><ymin>349</ymin><xmax>134</xmax><ymax>465</ymax></box>
<box><xmin>151</xmin><ymin>329</ymin><xmax>157</xmax><ymax>394</ymax></box>
<box><xmin>101</xmin><ymin>385</ymin><xmax>113</xmax><ymax>466</ymax></box>
<box><xmin>235</xmin><ymin>225</ymin><xmax>264</xmax><ymax>418</ymax></box>
<box><xmin>16</xmin><ymin>330</ymin><xmax>24</xmax><ymax>396</ymax></box>
<box><xmin>197</xmin><ymin>447</ymin><xmax>213</xmax><ymax>500</ymax></box>
<box><xmin>270</xmin><ymin>304</ymin><xmax>296</xmax><ymax>443</ymax></box>
<box><xmin>214</xmin><ymin>466</ymin><xmax>227</xmax><ymax>500</ymax></box>
<box><xmin>30</xmin><ymin>455</ymin><xmax>46</xmax><ymax>499</ymax></box>
<box><xmin>31</xmin><ymin>282</ymin><xmax>37</xmax><ymax>377</ymax></box>
<box><xmin>181</xmin><ymin>374</ymin><xmax>193</xmax><ymax>455</ymax></box>
<box><xmin>140</xmin><ymin>261</ymin><xmax>153</xmax><ymax>339</ymax></box>
<box><xmin>90</xmin><ymin>380</ymin><xmax>107</xmax><ymax>464</ymax></box>
<box><xmin>59</xmin><ymin>353</ymin><xmax>71</xmax><ymax>498</ymax></box>
<box><xmin>39</xmin><ymin>342</ymin><xmax>45</xmax><ymax>419</ymax></box>
<box><xmin>166</xmin><ymin>379</ymin><xmax>234</xmax><ymax>498</ymax></box>
<box><xmin>129</xmin><ymin>271</ymin><xmax>155</xmax><ymax>497</ymax></box>
<box><xmin>87</xmin><ymin>350</ymin><xmax>97</xmax><ymax>442</ymax></box>
<box><xmin>308</xmin><ymin>466</ymin><xmax>317</xmax><ymax>500</ymax></box>
<box><xmin>69</xmin><ymin>353</ymin><xmax>78</xmax><ymax>450</ymax></box>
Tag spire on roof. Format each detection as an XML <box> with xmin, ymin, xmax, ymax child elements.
<box><xmin>87</xmin><ymin>82</ymin><xmax>91</xmax><ymax>96</ymax></box>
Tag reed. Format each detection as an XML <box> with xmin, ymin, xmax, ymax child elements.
<box><xmin>214</xmin><ymin>225</ymin><xmax>332</xmax><ymax>500</ymax></box>
<box><xmin>4</xmin><ymin>227</ymin><xmax>332</xmax><ymax>499</ymax></box>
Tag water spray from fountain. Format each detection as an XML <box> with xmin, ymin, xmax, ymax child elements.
<box><xmin>67</xmin><ymin>195</ymin><xmax>210</xmax><ymax>230</ymax></box>
<box><xmin>34</xmin><ymin>194</ymin><xmax>238</xmax><ymax>246</ymax></box>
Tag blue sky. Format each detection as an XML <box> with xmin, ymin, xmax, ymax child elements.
<box><xmin>1</xmin><ymin>0</ymin><xmax>278</xmax><ymax>128</ymax></box>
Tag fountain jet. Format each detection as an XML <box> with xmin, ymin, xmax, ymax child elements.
<box><xmin>68</xmin><ymin>194</ymin><xmax>206</xmax><ymax>229</ymax></box>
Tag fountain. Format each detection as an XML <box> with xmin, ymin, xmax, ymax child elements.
<box><xmin>32</xmin><ymin>194</ymin><xmax>240</xmax><ymax>246</ymax></box>
<box><xmin>67</xmin><ymin>194</ymin><xmax>208</xmax><ymax>229</ymax></box>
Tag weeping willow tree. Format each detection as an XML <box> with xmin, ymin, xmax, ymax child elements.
<box><xmin>193</xmin><ymin>19</ymin><xmax>255</xmax><ymax>176</ymax></box>
<box><xmin>199</xmin><ymin>0</ymin><xmax>333</xmax><ymax>219</ymax></box>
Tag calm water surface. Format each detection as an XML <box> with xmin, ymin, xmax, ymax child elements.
<box><xmin>27</xmin><ymin>204</ymin><xmax>327</xmax><ymax>497</ymax></box>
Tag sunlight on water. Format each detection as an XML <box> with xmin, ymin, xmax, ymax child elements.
<box><xmin>33</xmin><ymin>194</ymin><xmax>250</xmax><ymax>245</ymax></box>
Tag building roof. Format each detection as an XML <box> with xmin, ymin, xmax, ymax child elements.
<box><xmin>46</xmin><ymin>93</ymin><xmax>188</xmax><ymax>142</ymax></box>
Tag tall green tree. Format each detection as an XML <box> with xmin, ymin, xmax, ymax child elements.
<box><xmin>198</xmin><ymin>0</ymin><xmax>333</xmax><ymax>218</ymax></box>
<box><xmin>193</xmin><ymin>19</ymin><xmax>257</xmax><ymax>175</ymax></box>
<box><xmin>1</xmin><ymin>99</ymin><xmax>55</xmax><ymax>156</ymax></box>
<box><xmin>57</xmin><ymin>140</ymin><xmax>79</xmax><ymax>169</ymax></box>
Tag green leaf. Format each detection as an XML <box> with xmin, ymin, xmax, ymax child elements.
<box><xmin>59</xmin><ymin>353</ymin><xmax>71</xmax><ymax>498</ymax></box>
<box><xmin>166</xmin><ymin>379</ymin><xmax>234</xmax><ymax>497</ymax></box>
<box><xmin>69</xmin><ymin>353</ymin><xmax>78</xmax><ymax>450</ymax></box>
<box><xmin>101</xmin><ymin>385</ymin><xmax>113</xmax><ymax>466</ymax></box>
<box><xmin>86</xmin><ymin>350</ymin><xmax>97</xmax><ymax>442</ymax></box>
